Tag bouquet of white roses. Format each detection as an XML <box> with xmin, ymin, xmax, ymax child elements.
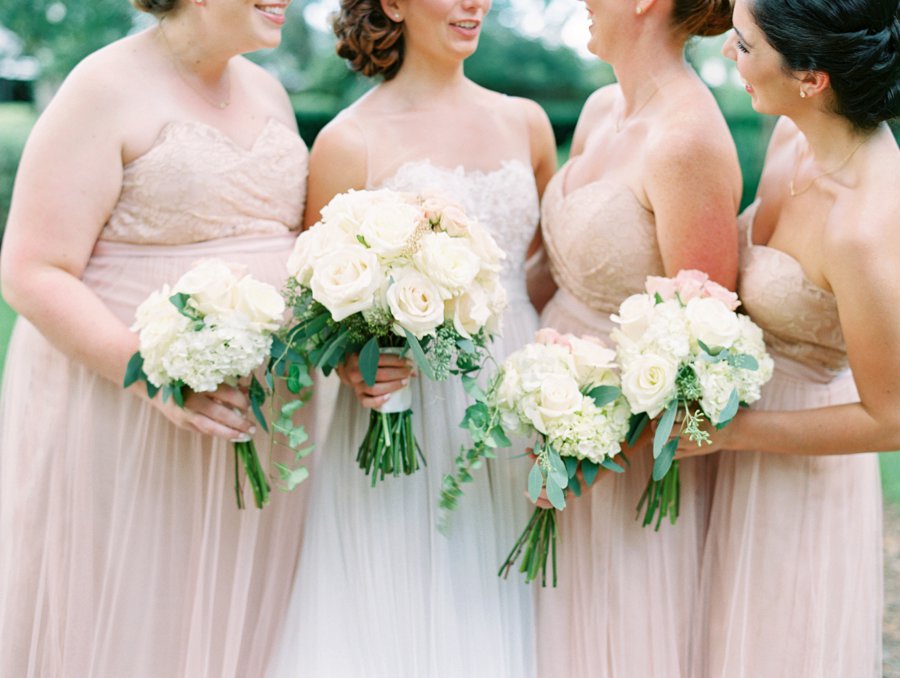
<box><xmin>280</xmin><ymin>189</ymin><xmax>507</xmax><ymax>485</ymax></box>
<box><xmin>124</xmin><ymin>259</ymin><xmax>310</xmax><ymax>510</ymax></box>
<box><xmin>446</xmin><ymin>328</ymin><xmax>630</xmax><ymax>586</ymax></box>
<box><xmin>611</xmin><ymin>269</ymin><xmax>773</xmax><ymax>529</ymax></box>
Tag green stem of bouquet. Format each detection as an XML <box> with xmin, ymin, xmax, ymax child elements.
<box><xmin>499</xmin><ymin>507</ymin><xmax>559</xmax><ymax>587</ymax></box>
<box><xmin>356</xmin><ymin>410</ymin><xmax>425</xmax><ymax>486</ymax></box>
<box><xmin>636</xmin><ymin>459</ymin><xmax>681</xmax><ymax>530</ymax></box>
<box><xmin>233</xmin><ymin>439</ymin><xmax>271</xmax><ymax>509</ymax></box>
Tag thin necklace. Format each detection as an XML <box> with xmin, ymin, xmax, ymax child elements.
<box><xmin>789</xmin><ymin>136</ymin><xmax>866</xmax><ymax>197</ymax></box>
<box><xmin>615</xmin><ymin>75</ymin><xmax>680</xmax><ymax>133</ymax></box>
<box><xmin>158</xmin><ymin>20</ymin><xmax>230</xmax><ymax>110</ymax></box>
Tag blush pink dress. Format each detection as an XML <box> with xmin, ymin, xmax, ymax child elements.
<box><xmin>691</xmin><ymin>202</ymin><xmax>883</xmax><ymax>677</ymax></box>
<box><xmin>534</xmin><ymin>160</ymin><xmax>715</xmax><ymax>678</ymax></box>
<box><xmin>0</xmin><ymin>119</ymin><xmax>313</xmax><ymax>678</ymax></box>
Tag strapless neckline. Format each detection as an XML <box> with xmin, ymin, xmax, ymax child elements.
<box><xmin>125</xmin><ymin>117</ymin><xmax>290</xmax><ymax>170</ymax></box>
<box><xmin>742</xmin><ymin>200</ymin><xmax>834</xmax><ymax>299</ymax></box>
<box><xmin>555</xmin><ymin>158</ymin><xmax>652</xmax><ymax>215</ymax></box>
<box><xmin>379</xmin><ymin>157</ymin><xmax>534</xmax><ymax>186</ymax></box>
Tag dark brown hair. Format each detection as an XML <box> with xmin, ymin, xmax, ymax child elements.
<box><xmin>333</xmin><ymin>0</ymin><xmax>405</xmax><ymax>80</ymax></box>
<box><xmin>131</xmin><ymin>0</ymin><xmax>178</xmax><ymax>17</ymax></box>
<box><xmin>672</xmin><ymin>0</ymin><xmax>734</xmax><ymax>37</ymax></box>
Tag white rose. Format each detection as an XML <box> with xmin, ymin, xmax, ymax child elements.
<box><xmin>445</xmin><ymin>284</ymin><xmax>492</xmax><ymax>339</ymax></box>
<box><xmin>310</xmin><ymin>245</ymin><xmax>382</xmax><ymax>321</ymax></box>
<box><xmin>174</xmin><ymin>259</ymin><xmax>239</xmax><ymax>317</ymax></box>
<box><xmin>567</xmin><ymin>335</ymin><xmax>618</xmax><ymax>386</ymax></box>
<box><xmin>685</xmin><ymin>297</ymin><xmax>741</xmax><ymax>350</ymax></box>
<box><xmin>386</xmin><ymin>268</ymin><xmax>445</xmax><ymax>338</ymax></box>
<box><xmin>414</xmin><ymin>232</ymin><xmax>480</xmax><ymax>298</ymax></box>
<box><xmin>234</xmin><ymin>276</ymin><xmax>285</xmax><ymax>332</ymax></box>
<box><xmin>534</xmin><ymin>374</ymin><xmax>583</xmax><ymax>430</ymax></box>
<box><xmin>286</xmin><ymin>224</ymin><xmax>356</xmax><ymax>286</ymax></box>
<box><xmin>358</xmin><ymin>200</ymin><xmax>423</xmax><ymax>258</ymax></box>
<box><xmin>132</xmin><ymin>285</ymin><xmax>190</xmax><ymax>365</ymax></box>
<box><xmin>465</xmin><ymin>221</ymin><xmax>506</xmax><ymax>273</ymax></box>
<box><xmin>319</xmin><ymin>189</ymin><xmax>381</xmax><ymax>234</ymax></box>
<box><xmin>437</xmin><ymin>204</ymin><xmax>475</xmax><ymax>236</ymax></box>
<box><xmin>621</xmin><ymin>353</ymin><xmax>679</xmax><ymax>417</ymax></box>
<box><xmin>611</xmin><ymin>293</ymin><xmax>656</xmax><ymax>341</ymax></box>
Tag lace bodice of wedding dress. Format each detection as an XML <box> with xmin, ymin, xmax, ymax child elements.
<box><xmin>102</xmin><ymin>118</ymin><xmax>308</xmax><ymax>245</ymax></box>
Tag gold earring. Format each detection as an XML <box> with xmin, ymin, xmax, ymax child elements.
<box><xmin>799</xmin><ymin>90</ymin><xmax>807</xmax><ymax>98</ymax></box>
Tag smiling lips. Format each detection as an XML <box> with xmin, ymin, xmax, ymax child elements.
<box><xmin>450</xmin><ymin>19</ymin><xmax>480</xmax><ymax>36</ymax></box>
<box><xmin>255</xmin><ymin>4</ymin><xmax>287</xmax><ymax>25</ymax></box>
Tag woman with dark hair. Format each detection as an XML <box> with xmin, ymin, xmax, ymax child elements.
<box><xmin>679</xmin><ymin>0</ymin><xmax>900</xmax><ymax>675</ymax></box>
<box><xmin>0</xmin><ymin>1</ymin><xmax>311</xmax><ymax>676</ymax></box>
<box><xmin>529</xmin><ymin>0</ymin><xmax>741</xmax><ymax>676</ymax></box>
<box><xmin>267</xmin><ymin>1</ymin><xmax>556</xmax><ymax>677</ymax></box>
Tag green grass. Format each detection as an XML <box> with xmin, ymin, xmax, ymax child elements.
<box><xmin>0</xmin><ymin>293</ymin><xmax>15</xmax><ymax>382</ymax></box>
<box><xmin>881</xmin><ymin>454</ymin><xmax>900</xmax><ymax>506</ymax></box>
<box><xmin>0</xmin><ymin>102</ymin><xmax>38</xmax><ymax>239</ymax></box>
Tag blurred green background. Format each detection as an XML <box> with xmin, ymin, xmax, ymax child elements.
<box><xmin>0</xmin><ymin>0</ymin><xmax>898</xmax><ymax>494</ymax></box>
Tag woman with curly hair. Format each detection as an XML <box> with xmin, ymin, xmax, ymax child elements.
<box><xmin>0</xmin><ymin>1</ymin><xmax>311</xmax><ymax>676</ymax></box>
<box><xmin>681</xmin><ymin>0</ymin><xmax>900</xmax><ymax>675</ymax></box>
<box><xmin>267</xmin><ymin>1</ymin><xmax>556</xmax><ymax>677</ymax></box>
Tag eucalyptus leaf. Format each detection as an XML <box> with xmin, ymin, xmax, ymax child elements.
<box><xmin>652</xmin><ymin>438</ymin><xmax>679</xmax><ymax>481</ymax></box>
<box><xmin>587</xmin><ymin>384</ymin><xmax>621</xmax><ymax>408</ymax></box>
<box><xmin>546</xmin><ymin>477</ymin><xmax>566</xmax><ymax>511</ymax></box>
<box><xmin>456</xmin><ymin>337</ymin><xmax>476</xmax><ymax>354</ymax></box>
<box><xmin>461</xmin><ymin>374</ymin><xmax>486</xmax><ymax>402</ymax></box>
<box><xmin>528</xmin><ymin>462</ymin><xmax>544</xmax><ymax>503</ymax></box>
<box><xmin>488</xmin><ymin>425</ymin><xmax>511</xmax><ymax>449</ymax></box>
<box><xmin>582</xmin><ymin>459</ymin><xmax>601</xmax><ymax>485</ymax></box>
<box><xmin>627</xmin><ymin>413</ymin><xmax>649</xmax><ymax>447</ymax></box>
<box><xmin>728</xmin><ymin>353</ymin><xmax>759</xmax><ymax>371</ymax></box>
<box><xmin>122</xmin><ymin>352</ymin><xmax>145</xmax><ymax>389</ymax></box>
<box><xmin>563</xmin><ymin>455</ymin><xmax>579</xmax><ymax>479</ymax></box>
<box><xmin>548</xmin><ymin>450</ymin><xmax>569</xmax><ymax>489</ymax></box>
<box><xmin>569</xmin><ymin>475</ymin><xmax>582</xmax><ymax>497</ymax></box>
<box><xmin>716</xmin><ymin>388</ymin><xmax>741</xmax><ymax>428</ymax></box>
<box><xmin>599</xmin><ymin>457</ymin><xmax>625</xmax><ymax>473</ymax></box>
<box><xmin>359</xmin><ymin>337</ymin><xmax>380</xmax><ymax>387</ymax></box>
<box><xmin>697</xmin><ymin>339</ymin><xmax>722</xmax><ymax>357</ymax></box>
<box><xmin>275</xmin><ymin>463</ymin><xmax>309</xmax><ymax>491</ymax></box>
<box><xmin>249</xmin><ymin>375</ymin><xmax>269</xmax><ymax>433</ymax></box>
<box><xmin>653</xmin><ymin>399</ymin><xmax>678</xmax><ymax>459</ymax></box>
<box><xmin>403</xmin><ymin>329</ymin><xmax>436</xmax><ymax>381</ymax></box>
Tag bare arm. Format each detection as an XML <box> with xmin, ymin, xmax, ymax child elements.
<box><xmin>644</xmin><ymin>126</ymin><xmax>741</xmax><ymax>289</ymax></box>
<box><xmin>1</xmin><ymin>57</ymin><xmax>254</xmax><ymax>440</ymax></box>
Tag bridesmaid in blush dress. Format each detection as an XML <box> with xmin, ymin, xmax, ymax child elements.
<box><xmin>267</xmin><ymin>1</ymin><xmax>557</xmax><ymax>677</ymax></box>
<box><xmin>0</xmin><ymin>1</ymin><xmax>313</xmax><ymax>676</ymax></box>
<box><xmin>683</xmin><ymin>1</ymin><xmax>899</xmax><ymax>676</ymax></box>
<box><xmin>530</xmin><ymin>0</ymin><xmax>742</xmax><ymax>676</ymax></box>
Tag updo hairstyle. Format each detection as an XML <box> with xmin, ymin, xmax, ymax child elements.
<box><xmin>672</xmin><ymin>0</ymin><xmax>734</xmax><ymax>37</ymax></box>
<box><xmin>333</xmin><ymin>0</ymin><xmax>405</xmax><ymax>81</ymax></box>
<box><xmin>131</xmin><ymin>0</ymin><xmax>178</xmax><ymax>17</ymax></box>
<box><xmin>751</xmin><ymin>0</ymin><xmax>900</xmax><ymax>129</ymax></box>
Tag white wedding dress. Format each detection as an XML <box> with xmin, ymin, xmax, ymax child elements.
<box><xmin>268</xmin><ymin>96</ymin><xmax>541</xmax><ymax>678</ymax></box>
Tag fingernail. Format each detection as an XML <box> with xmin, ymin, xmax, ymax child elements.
<box><xmin>249</xmin><ymin>426</ymin><xmax>257</xmax><ymax>435</ymax></box>
<box><xmin>232</xmin><ymin>433</ymin><xmax>252</xmax><ymax>443</ymax></box>
<box><xmin>401</xmin><ymin>378</ymin><xmax>410</xmax><ymax>386</ymax></box>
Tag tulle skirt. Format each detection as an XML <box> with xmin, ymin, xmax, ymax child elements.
<box><xmin>534</xmin><ymin>289</ymin><xmax>714</xmax><ymax>678</ymax></box>
<box><xmin>0</xmin><ymin>234</ymin><xmax>314</xmax><ymax>678</ymax></box>
<box><xmin>691</xmin><ymin>354</ymin><xmax>883</xmax><ymax>677</ymax></box>
<box><xmin>268</xmin><ymin>292</ymin><xmax>539</xmax><ymax>678</ymax></box>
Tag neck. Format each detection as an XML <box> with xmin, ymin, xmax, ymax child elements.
<box><xmin>611</xmin><ymin>29</ymin><xmax>690</xmax><ymax>110</ymax></box>
<box><xmin>158</xmin><ymin>14</ymin><xmax>231</xmax><ymax>83</ymax></box>
<box><xmin>382</xmin><ymin>46</ymin><xmax>469</xmax><ymax>108</ymax></box>
<box><xmin>789</xmin><ymin>109</ymin><xmax>873</xmax><ymax>169</ymax></box>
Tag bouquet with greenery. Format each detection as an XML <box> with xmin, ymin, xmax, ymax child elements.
<box><xmin>280</xmin><ymin>189</ymin><xmax>507</xmax><ymax>485</ymax></box>
<box><xmin>611</xmin><ymin>270</ymin><xmax>773</xmax><ymax>529</ymax></box>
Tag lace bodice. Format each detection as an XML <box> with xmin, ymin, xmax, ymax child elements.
<box><xmin>541</xmin><ymin>159</ymin><xmax>664</xmax><ymax>314</ymax></box>
<box><xmin>376</xmin><ymin>159</ymin><xmax>539</xmax><ymax>300</ymax></box>
<box><xmin>738</xmin><ymin>202</ymin><xmax>847</xmax><ymax>372</ymax></box>
<box><xmin>101</xmin><ymin>118</ymin><xmax>308</xmax><ymax>245</ymax></box>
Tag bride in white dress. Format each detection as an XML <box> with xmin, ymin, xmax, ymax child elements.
<box><xmin>267</xmin><ymin>1</ymin><xmax>556</xmax><ymax>677</ymax></box>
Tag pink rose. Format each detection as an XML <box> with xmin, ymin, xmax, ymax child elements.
<box><xmin>645</xmin><ymin>275</ymin><xmax>677</xmax><ymax>300</ymax></box>
<box><xmin>535</xmin><ymin>327</ymin><xmax>572</xmax><ymax>349</ymax></box>
<box><xmin>702</xmin><ymin>280</ymin><xmax>740</xmax><ymax>311</ymax></box>
<box><xmin>674</xmin><ymin>269</ymin><xmax>709</xmax><ymax>302</ymax></box>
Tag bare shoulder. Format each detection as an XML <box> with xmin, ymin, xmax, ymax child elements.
<box><xmin>233</xmin><ymin>56</ymin><xmax>296</xmax><ymax>126</ymax></box>
<box><xmin>578</xmin><ymin>84</ymin><xmax>620</xmax><ymax>128</ymax></box>
<box><xmin>309</xmin><ymin>111</ymin><xmax>368</xmax><ymax>165</ymax></box>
